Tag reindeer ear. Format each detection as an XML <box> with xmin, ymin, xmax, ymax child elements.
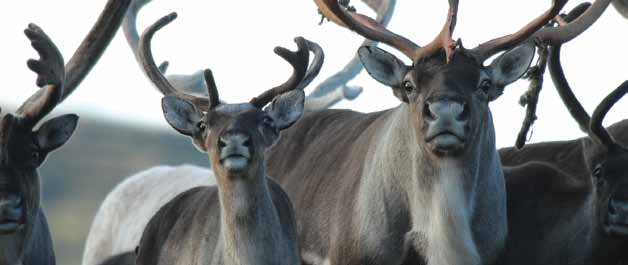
<box><xmin>358</xmin><ymin>45</ymin><xmax>409</xmax><ymax>88</ymax></box>
<box><xmin>161</xmin><ymin>95</ymin><xmax>203</xmax><ymax>137</ymax></box>
<box><xmin>36</xmin><ymin>114</ymin><xmax>78</xmax><ymax>153</ymax></box>
<box><xmin>489</xmin><ymin>42</ymin><xmax>535</xmax><ymax>88</ymax></box>
<box><xmin>264</xmin><ymin>90</ymin><xmax>305</xmax><ymax>130</ymax></box>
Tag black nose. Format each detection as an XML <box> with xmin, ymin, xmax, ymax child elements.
<box><xmin>219</xmin><ymin>133</ymin><xmax>251</xmax><ymax>148</ymax></box>
<box><xmin>424</xmin><ymin>99</ymin><xmax>468</xmax><ymax>122</ymax></box>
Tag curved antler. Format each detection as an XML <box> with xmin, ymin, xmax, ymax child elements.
<box><xmin>590</xmin><ymin>81</ymin><xmax>628</xmax><ymax>150</ymax></box>
<box><xmin>297</xmin><ymin>39</ymin><xmax>325</xmax><ymax>91</ymax></box>
<box><xmin>307</xmin><ymin>0</ymin><xmax>394</xmax><ymax>109</ymax></box>
<box><xmin>138</xmin><ymin>13</ymin><xmax>213</xmax><ymax>110</ymax></box>
<box><xmin>314</xmin><ymin>0</ymin><xmax>419</xmax><ymax>60</ymax></box>
<box><xmin>15</xmin><ymin>24</ymin><xmax>65</xmax><ymax>128</ymax></box>
<box><xmin>470</xmin><ymin>0</ymin><xmax>568</xmax><ymax>62</ymax></box>
<box><xmin>14</xmin><ymin>0</ymin><xmax>131</xmax><ymax>128</ymax></box>
<box><xmin>547</xmin><ymin>3</ymin><xmax>593</xmax><ymax>133</ymax></box>
<box><xmin>62</xmin><ymin>0</ymin><xmax>132</xmax><ymax>101</ymax></box>
<box><xmin>533</xmin><ymin>0</ymin><xmax>613</xmax><ymax>46</ymax></box>
<box><xmin>250</xmin><ymin>37</ymin><xmax>310</xmax><ymax>108</ymax></box>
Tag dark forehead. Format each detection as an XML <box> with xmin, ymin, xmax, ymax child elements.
<box><xmin>210</xmin><ymin>103</ymin><xmax>263</xmax><ymax>125</ymax></box>
<box><xmin>414</xmin><ymin>51</ymin><xmax>482</xmax><ymax>86</ymax></box>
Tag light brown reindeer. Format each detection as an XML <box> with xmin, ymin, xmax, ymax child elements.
<box><xmin>262</xmin><ymin>0</ymin><xmax>580</xmax><ymax>264</ymax></box>
<box><xmin>0</xmin><ymin>0</ymin><xmax>131</xmax><ymax>264</ymax></box>
<box><xmin>132</xmin><ymin>13</ymin><xmax>324</xmax><ymax>265</ymax></box>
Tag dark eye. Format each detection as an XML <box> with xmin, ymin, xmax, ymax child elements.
<box><xmin>593</xmin><ymin>164</ymin><xmax>604</xmax><ymax>179</ymax></box>
<box><xmin>403</xmin><ymin>81</ymin><xmax>413</xmax><ymax>93</ymax></box>
<box><xmin>31</xmin><ymin>151</ymin><xmax>40</xmax><ymax>162</ymax></box>
<box><xmin>479</xmin><ymin>79</ymin><xmax>492</xmax><ymax>93</ymax></box>
<box><xmin>197</xmin><ymin>121</ymin><xmax>206</xmax><ymax>131</ymax></box>
<box><xmin>263</xmin><ymin>117</ymin><xmax>274</xmax><ymax>128</ymax></box>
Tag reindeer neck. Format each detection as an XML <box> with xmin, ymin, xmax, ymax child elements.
<box><xmin>358</xmin><ymin>106</ymin><xmax>505</xmax><ymax>264</ymax></box>
<box><xmin>215</xmin><ymin>164</ymin><xmax>286</xmax><ymax>264</ymax></box>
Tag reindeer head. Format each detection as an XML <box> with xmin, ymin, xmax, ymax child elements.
<box><xmin>138</xmin><ymin>14</ymin><xmax>322</xmax><ymax>179</ymax></box>
<box><xmin>0</xmin><ymin>25</ymin><xmax>78</xmax><ymax>242</ymax></box>
<box><xmin>314</xmin><ymin>0</ymin><xmax>581</xmax><ymax>157</ymax></box>
<box><xmin>579</xmin><ymin>84</ymin><xmax>628</xmax><ymax>238</ymax></box>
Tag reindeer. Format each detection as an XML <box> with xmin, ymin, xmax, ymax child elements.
<box><xmin>128</xmin><ymin>13</ymin><xmax>324</xmax><ymax>265</ymax></box>
<box><xmin>257</xmin><ymin>0</ymin><xmax>581</xmax><ymax>264</ymax></box>
<box><xmin>504</xmin><ymin>56</ymin><xmax>628</xmax><ymax>264</ymax></box>
<box><xmin>81</xmin><ymin>1</ymin><xmax>395</xmax><ymax>264</ymax></box>
<box><xmin>0</xmin><ymin>0</ymin><xmax>131</xmax><ymax>264</ymax></box>
<box><xmin>499</xmin><ymin>3</ymin><xmax>628</xmax><ymax>264</ymax></box>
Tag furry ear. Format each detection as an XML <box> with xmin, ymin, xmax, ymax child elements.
<box><xmin>489</xmin><ymin>42</ymin><xmax>535</xmax><ymax>88</ymax></box>
<box><xmin>36</xmin><ymin>114</ymin><xmax>79</xmax><ymax>153</ymax></box>
<box><xmin>161</xmin><ymin>95</ymin><xmax>204</xmax><ymax>137</ymax></box>
<box><xmin>358</xmin><ymin>45</ymin><xmax>409</xmax><ymax>88</ymax></box>
<box><xmin>264</xmin><ymin>90</ymin><xmax>305</xmax><ymax>130</ymax></box>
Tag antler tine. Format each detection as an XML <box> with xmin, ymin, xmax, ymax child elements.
<box><xmin>250</xmin><ymin>37</ymin><xmax>310</xmax><ymax>108</ymax></box>
<box><xmin>414</xmin><ymin>0</ymin><xmax>459</xmax><ymax>63</ymax></box>
<box><xmin>471</xmin><ymin>0</ymin><xmax>568</xmax><ymax>62</ymax></box>
<box><xmin>547</xmin><ymin>3</ymin><xmax>592</xmax><ymax>133</ymax></box>
<box><xmin>590</xmin><ymin>81</ymin><xmax>628</xmax><ymax>150</ymax></box>
<box><xmin>533</xmin><ymin>0</ymin><xmax>613</xmax><ymax>46</ymax></box>
<box><xmin>297</xmin><ymin>39</ymin><xmax>325</xmax><ymax>91</ymax></box>
<box><xmin>314</xmin><ymin>0</ymin><xmax>420</xmax><ymax>60</ymax></box>
<box><xmin>62</xmin><ymin>0</ymin><xmax>132</xmax><ymax>101</ymax></box>
<box><xmin>16</xmin><ymin>24</ymin><xmax>65</xmax><ymax>128</ymax></box>
<box><xmin>203</xmin><ymin>69</ymin><xmax>220</xmax><ymax>109</ymax></box>
<box><xmin>138</xmin><ymin>13</ymin><xmax>210</xmax><ymax>110</ymax></box>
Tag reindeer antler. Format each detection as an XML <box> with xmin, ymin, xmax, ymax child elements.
<box><xmin>138</xmin><ymin>13</ymin><xmax>213</xmax><ymax>110</ymax></box>
<box><xmin>250</xmin><ymin>37</ymin><xmax>310</xmax><ymax>108</ymax></box>
<box><xmin>590</xmin><ymin>81</ymin><xmax>628</xmax><ymax>150</ymax></box>
<box><xmin>15</xmin><ymin>24</ymin><xmax>65</xmax><ymax>128</ymax></box>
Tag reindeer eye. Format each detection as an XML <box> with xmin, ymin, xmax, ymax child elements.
<box><xmin>197</xmin><ymin>121</ymin><xmax>206</xmax><ymax>131</ymax></box>
<box><xmin>479</xmin><ymin>79</ymin><xmax>492</xmax><ymax>93</ymax></box>
<box><xmin>403</xmin><ymin>81</ymin><xmax>413</xmax><ymax>93</ymax></box>
<box><xmin>263</xmin><ymin>117</ymin><xmax>274</xmax><ymax>128</ymax></box>
<box><xmin>31</xmin><ymin>151</ymin><xmax>40</xmax><ymax>162</ymax></box>
<box><xmin>593</xmin><ymin>164</ymin><xmax>604</xmax><ymax>179</ymax></box>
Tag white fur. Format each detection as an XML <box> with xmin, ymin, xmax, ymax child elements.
<box><xmin>81</xmin><ymin>164</ymin><xmax>215</xmax><ymax>265</ymax></box>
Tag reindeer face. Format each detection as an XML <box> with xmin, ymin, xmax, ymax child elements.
<box><xmin>162</xmin><ymin>90</ymin><xmax>305</xmax><ymax>178</ymax></box>
<box><xmin>359</xmin><ymin>44</ymin><xmax>535</xmax><ymax>157</ymax></box>
<box><xmin>0</xmin><ymin>113</ymin><xmax>77</xmax><ymax>236</ymax></box>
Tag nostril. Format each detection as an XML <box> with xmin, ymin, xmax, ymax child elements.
<box><xmin>457</xmin><ymin>103</ymin><xmax>469</xmax><ymax>122</ymax></box>
<box><xmin>424</xmin><ymin>103</ymin><xmax>436</xmax><ymax>121</ymax></box>
<box><xmin>243</xmin><ymin>138</ymin><xmax>252</xmax><ymax>147</ymax></box>
<box><xmin>218</xmin><ymin>138</ymin><xmax>227</xmax><ymax>149</ymax></box>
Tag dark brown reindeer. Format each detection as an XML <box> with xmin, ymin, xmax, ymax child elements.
<box><xmin>504</xmin><ymin>73</ymin><xmax>628</xmax><ymax>264</ymax></box>
<box><xmin>261</xmin><ymin>0</ymin><xmax>575</xmax><ymax>264</ymax></box>
<box><xmin>501</xmin><ymin>2</ymin><xmax>628</xmax><ymax>264</ymax></box>
<box><xmin>132</xmin><ymin>13</ymin><xmax>323</xmax><ymax>265</ymax></box>
<box><xmin>0</xmin><ymin>0</ymin><xmax>131</xmax><ymax>264</ymax></box>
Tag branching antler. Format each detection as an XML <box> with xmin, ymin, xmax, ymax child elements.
<box><xmin>15</xmin><ymin>24</ymin><xmax>65</xmax><ymax>128</ymax></box>
<box><xmin>470</xmin><ymin>0</ymin><xmax>568</xmax><ymax>62</ymax></box>
<box><xmin>250</xmin><ymin>38</ymin><xmax>310</xmax><ymax>108</ymax></box>
<box><xmin>13</xmin><ymin>0</ymin><xmax>131</xmax><ymax>129</ymax></box>
<box><xmin>138</xmin><ymin>13</ymin><xmax>212</xmax><ymax>110</ymax></box>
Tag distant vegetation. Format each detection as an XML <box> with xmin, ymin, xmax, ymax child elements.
<box><xmin>37</xmin><ymin>113</ymin><xmax>207</xmax><ymax>265</ymax></box>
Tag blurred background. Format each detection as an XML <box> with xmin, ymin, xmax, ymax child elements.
<box><xmin>0</xmin><ymin>0</ymin><xmax>626</xmax><ymax>264</ymax></box>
